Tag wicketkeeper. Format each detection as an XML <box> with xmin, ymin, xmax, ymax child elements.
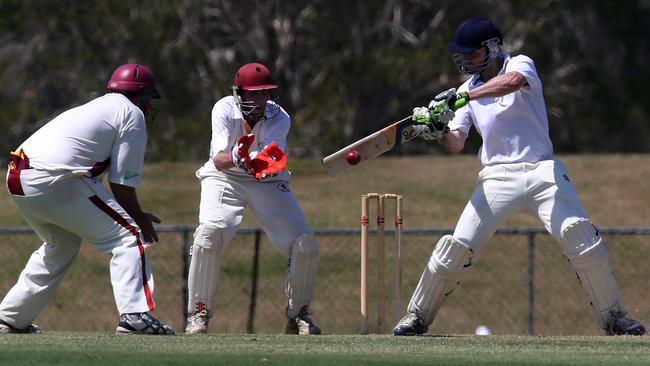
<box><xmin>0</xmin><ymin>64</ymin><xmax>174</xmax><ymax>335</ymax></box>
<box><xmin>393</xmin><ymin>17</ymin><xmax>645</xmax><ymax>336</ymax></box>
<box><xmin>185</xmin><ymin>63</ymin><xmax>321</xmax><ymax>335</ymax></box>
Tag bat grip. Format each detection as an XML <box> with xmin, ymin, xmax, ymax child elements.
<box><xmin>450</xmin><ymin>97</ymin><xmax>468</xmax><ymax>111</ymax></box>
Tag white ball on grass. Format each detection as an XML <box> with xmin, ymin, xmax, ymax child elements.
<box><xmin>475</xmin><ymin>325</ymin><xmax>492</xmax><ymax>336</ymax></box>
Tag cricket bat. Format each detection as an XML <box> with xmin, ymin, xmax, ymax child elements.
<box><xmin>321</xmin><ymin>96</ymin><xmax>468</xmax><ymax>176</ymax></box>
<box><xmin>321</xmin><ymin>116</ymin><xmax>418</xmax><ymax>176</ymax></box>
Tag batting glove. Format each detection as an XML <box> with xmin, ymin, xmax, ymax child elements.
<box><xmin>428</xmin><ymin>98</ymin><xmax>455</xmax><ymax>126</ymax></box>
<box><xmin>430</xmin><ymin>87</ymin><xmax>470</xmax><ymax>124</ymax></box>
<box><xmin>412</xmin><ymin>87</ymin><xmax>470</xmax><ymax>141</ymax></box>
<box><xmin>412</xmin><ymin>107</ymin><xmax>449</xmax><ymax>141</ymax></box>
<box><xmin>412</xmin><ymin>105</ymin><xmax>449</xmax><ymax>141</ymax></box>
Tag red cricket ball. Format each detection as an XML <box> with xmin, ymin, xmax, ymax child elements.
<box><xmin>346</xmin><ymin>150</ymin><xmax>361</xmax><ymax>165</ymax></box>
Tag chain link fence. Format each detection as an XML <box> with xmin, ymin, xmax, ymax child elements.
<box><xmin>0</xmin><ymin>226</ymin><xmax>648</xmax><ymax>335</ymax></box>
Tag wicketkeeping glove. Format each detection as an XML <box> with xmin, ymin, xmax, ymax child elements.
<box><xmin>231</xmin><ymin>134</ymin><xmax>255</xmax><ymax>171</ymax></box>
<box><xmin>248</xmin><ymin>142</ymin><xmax>287</xmax><ymax>180</ymax></box>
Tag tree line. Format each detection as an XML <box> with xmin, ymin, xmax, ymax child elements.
<box><xmin>1</xmin><ymin>0</ymin><xmax>649</xmax><ymax>161</ymax></box>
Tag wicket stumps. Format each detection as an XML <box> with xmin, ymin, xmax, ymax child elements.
<box><xmin>360</xmin><ymin>193</ymin><xmax>403</xmax><ymax>334</ymax></box>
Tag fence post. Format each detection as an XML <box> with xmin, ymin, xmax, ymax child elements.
<box><xmin>246</xmin><ymin>229</ymin><xmax>262</xmax><ymax>333</ymax></box>
<box><xmin>527</xmin><ymin>231</ymin><xmax>535</xmax><ymax>336</ymax></box>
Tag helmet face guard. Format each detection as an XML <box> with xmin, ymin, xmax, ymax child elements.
<box><xmin>232</xmin><ymin>86</ymin><xmax>281</xmax><ymax>123</ymax></box>
<box><xmin>452</xmin><ymin>38</ymin><xmax>501</xmax><ymax>75</ymax></box>
<box><xmin>232</xmin><ymin>86</ymin><xmax>262</xmax><ymax>117</ymax></box>
<box><xmin>232</xmin><ymin>63</ymin><xmax>280</xmax><ymax>122</ymax></box>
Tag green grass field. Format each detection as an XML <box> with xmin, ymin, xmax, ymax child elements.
<box><xmin>1</xmin><ymin>333</ymin><xmax>649</xmax><ymax>366</ymax></box>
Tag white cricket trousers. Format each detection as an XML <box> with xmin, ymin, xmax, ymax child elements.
<box><xmin>196</xmin><ymin>169</ymin><xmax>311</xmax><ymax>255</ymax></box>
<box><xmin>0</xmin><ymin>177</ymin><xmax>155</xmax><ymax>329</ymax></box>
<box><xmin>453</xmin><ymin>159</ymin><xmax>588</xmax><ymax>252</ymax></box>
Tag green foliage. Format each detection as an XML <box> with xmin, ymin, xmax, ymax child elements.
<box><xmin>1</xmin><ymin>1</ymin><xmax>650</xmax><ymax>160</ymax></box>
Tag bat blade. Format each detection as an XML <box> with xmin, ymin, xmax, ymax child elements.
<box><xmin>321</xmin><ymin>116</ymin><xmax>419</xmax><ymax>176</ymax></box>
<box><xmin>321</xmin><ymin>97</ymin><xmax>469</xmax><ymax>177</ymax></box>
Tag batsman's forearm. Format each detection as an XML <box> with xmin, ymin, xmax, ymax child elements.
<box><xmin>468</xmin><ymin>71</ymin><xmax>526</xmax><ymax>100</ymax></box>
<box><xmin>439</xmin><ymin>130</ymin><xmax>467</xmax><ymax>154</ymax></box>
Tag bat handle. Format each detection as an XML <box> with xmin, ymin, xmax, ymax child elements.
<box><xmin>450</xmin><ymin>97</ymin><xmax>469</xmax><ymax>111</ymax></box>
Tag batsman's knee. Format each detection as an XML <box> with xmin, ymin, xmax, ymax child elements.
<box><xmin>290</xmin><ymin>233</ymin><xmax>319</xmax><ymax>260</ymax></box>
<box><xmin>560</xmin><ymin>219</ymin><xmax>605</xmax><ymax>263</ymax></box>
<box><xmin>430</xmin><ymin>235</ymin><xmax>474</xmax><ymax>273</ymax></box>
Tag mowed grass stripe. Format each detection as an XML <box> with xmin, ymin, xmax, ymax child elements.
<box><xmin>1</xmin><ymin>333</ymin><xmax>649</xmax><ymax>366</ymax></box>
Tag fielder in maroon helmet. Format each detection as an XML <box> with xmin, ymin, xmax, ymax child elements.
<box><xmin>185</xmin><ymin>62</ymin><xmax>321</xmax><ymax>335</ymax></box>
<box><xmin>107</xmin><ymin>63</ymin><xmax>161</xmax><ymax>123</ymax></box>
<box><xmin>0</xmin><ymin>63</ymin><xmax>174</xmax><ymax>335</ymax></box>
<box><xmin>231</xmin><ymin>62</ymin><xmax>281</xmax><ymax>125</ymax></box>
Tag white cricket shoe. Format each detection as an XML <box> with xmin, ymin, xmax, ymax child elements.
<box><xmin>116</xmin><ymin>312</ymin><xmax>175</xmax><ymax>335</ymax></box>
<box><xmin>285</xmin><ymin>309</ymin><xmax>321</xmax><ymax>335</ymax></box>
<box><xmin>185</xmin><ymin>309</ymin><xmax>209</xmax><ymax>334</ymax></box>
<box><xmin>0</xmin><ymin>319</ymin><xmax>40</xmax><ymax>334</ymax></box>
<box><xmin>605</xmin><ymin>311</ymin><xmax>646</xmax><ymax>336</ymax></box>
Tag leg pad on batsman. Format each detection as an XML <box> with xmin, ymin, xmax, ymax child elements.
<box><xmin>407</xmin><ymin>235</ymin><xmax>473</xmax><ymax>327</ymax></box>
<box><xmin>561</xmin><ymin>219</ymin><xmax>645</xmax><ymax>335</ymax></box>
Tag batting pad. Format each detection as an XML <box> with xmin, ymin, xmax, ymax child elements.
<box><xmin>187</xmin><ymin>225</ymin><xmax>224</xmax><ymax>316</ymax></box>
<box><xmin>285</xmin><ymin>234</ymin><xmax>319</xmax><ymax>319</ymax></box>
<box><xmin>562</xmin><ymin>219</ymin><xmax>626</xmax><ymax>329</ymax></box>
<box><xmin>408</xmin><ymin>235</ymin><xmax>473</xmax><ymax>326</ymax></box>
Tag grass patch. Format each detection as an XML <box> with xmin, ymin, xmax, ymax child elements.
<box><xmin>1</xmin><ymin>333</ymin><xmax>649</xmax><ymax>366</ymax></box>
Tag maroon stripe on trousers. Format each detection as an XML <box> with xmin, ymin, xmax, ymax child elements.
<box><xmin>88</xmin><ymin>195</ymin><xmax>155</xmax><ymax>311</ymax></box>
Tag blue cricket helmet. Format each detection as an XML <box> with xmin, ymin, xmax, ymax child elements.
<box><xmin>448</xmin><ymin>17</ymin><xmax>503</xmax><ymax>53</ymax></box>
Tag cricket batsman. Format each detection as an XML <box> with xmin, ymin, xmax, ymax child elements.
<box><xmin>185</xmin><ymin>63</ymin><xmax>321</xmax><ymax>335</ymax></box>
<box><xmin>393</xmin><ymin>17</ymin><xmax>645</xmax><ymax>336</ymax></box>
<box><xmin>0</xmin><ymin>64</ymin><xmax>174</xmax><ymax>335</ymax></box>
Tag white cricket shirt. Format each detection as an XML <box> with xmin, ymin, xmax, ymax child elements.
<box><xmin>16</xmin><ymin>93</ymin><xmax>147</xmax><ymax>192</ymax></box>
<box><xmin>448</xmin><ymin>53</ymin><xmax>553</xmax><ymax>166</ymax></box>
<box><xmin>203</xmin><ymin>95</ymin><xmax>291</xmax><ymax>180</ymax></box>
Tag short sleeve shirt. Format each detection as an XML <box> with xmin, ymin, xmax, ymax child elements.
<box><xmin>447</xmin><ymin>53</ymin><xmax>554</xmax><ymax>166</ymax></box>
<box><xmin>207</xmin><ymin>95</ymin><xmax>291</xmax><ymax>179</ymax></box>
<box><xmin>17</xmin><ymin>93</ymin><xmax>147</xmax><ymax>189</ymax></box>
